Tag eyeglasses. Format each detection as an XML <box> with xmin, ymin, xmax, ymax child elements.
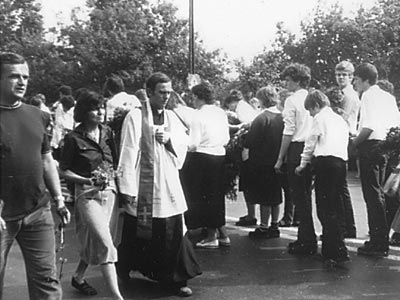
<box><xmin>335</xmin><ymin>73</ymin><xmax>350</xmax><ymax>77</ymax></box>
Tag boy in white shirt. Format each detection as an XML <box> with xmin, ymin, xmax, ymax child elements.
<box><xmin>296</xmin><ymin>90</ymin><xmax>350</xmax><ymax>264</ymax></box>
<box><xmin>351</xmin><ymin>63</ymin><xmax>400</xmax><ymax>257</ymax></box>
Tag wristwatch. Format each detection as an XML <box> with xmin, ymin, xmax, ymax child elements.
<box><xmin>53</xmin><ymin>195</ymin><xmax>65</xmax><ymax>203</ymax></box>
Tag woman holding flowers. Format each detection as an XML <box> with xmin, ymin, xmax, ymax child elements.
<box><xmin>59</xmin><ymin>91</ymin><xmax>123</xmax><ymax>299</ymax></box>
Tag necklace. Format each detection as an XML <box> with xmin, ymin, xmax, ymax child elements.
<box><xmin>0</xmin><ymin>101</ymin><xmax>22</xmax><ymax>110</ymax></box>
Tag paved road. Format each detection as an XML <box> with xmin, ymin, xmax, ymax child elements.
<box><xmin>4</xmin><ymin>172</ymin><xmax>400</xmax><ymax>299</ymax></box>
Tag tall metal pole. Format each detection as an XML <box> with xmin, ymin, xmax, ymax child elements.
<box><xmin>189</xmin><ymin>0</ymin><xmax>195</xmax><ymax>74</ymax></box>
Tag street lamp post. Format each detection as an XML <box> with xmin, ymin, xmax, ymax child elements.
<box><xmin>189</xmin><ymin>0</ymin><xmax>194</xmax><ymax>74</ymax></box>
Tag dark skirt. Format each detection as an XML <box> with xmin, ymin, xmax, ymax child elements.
<box><xmin>181</xmin><ymin>152</ymin><xmax>226</xmax><ymax>229</ymax></box>
<box><xmin>116</xmin><ymin>213</ymin><xmax>201</xmax><ymax>283</ymax></box>
<box><xmin>246</xmin><ymin>163</ymin><xmax>283</xmax><ymax>206</ymax></box>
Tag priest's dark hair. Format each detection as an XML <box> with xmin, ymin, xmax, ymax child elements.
<box><xmin>146</xmin><ymin>72</ymin><xmax>171</xmax><ymax>93</ymax></box>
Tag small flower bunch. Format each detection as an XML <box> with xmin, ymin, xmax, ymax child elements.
<box><xmin>224</xmin><ymin>127</ymin><xmax>248</xmax><ymax>201</ymax></box>
<box><xmin>381</xmin><ymin>126</ymin><xmax>400</xmax><ymax>160</ymax></box>
<box><xmin>107</xmin><ymin>107</ymin><xmax>130</xmax><ymax>133</ymax></box>
<box><xmin>90</xmin><ymin>162</ymin><xmax>114</xmax><ymax>190</ymax></box>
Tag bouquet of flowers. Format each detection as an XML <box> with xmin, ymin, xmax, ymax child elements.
<box><xmin>380</xmin><ymin>126</ymin><xmax>400</xmax><ymax>160</ymax></box>
<box><xmin>107</xmin><ymin>107</ymin><xmax>130</xmax><ymax>153</ymax></box>
<box><xmin>90</xmin><ymin>162</ymin><xmax>114</xmax><ymax>191</ymax></box>
<box><xmin>223</xmin><ymin>127</ymin><xmax>248</xmax><ymax>201</ymax></box>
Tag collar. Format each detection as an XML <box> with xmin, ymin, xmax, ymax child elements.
<box><xmin>150</xmin><ymin>104</ymin><xmax>164</xmax><ymax>116</ymax></box>
<box><xmin>264</xmin><ymin>106</ymin><xmax>280</xmax><ymax>114</ymax></box>
<box><xmin>0</xmin><ymin>100</ymin><xmax>22</xmax><ymax>110</ymax></box>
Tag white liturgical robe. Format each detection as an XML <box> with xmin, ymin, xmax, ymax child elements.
<box><xmin>118</xmin><ymin>106</ymin><xmax>189</xmax><ymax>218</ymax></box>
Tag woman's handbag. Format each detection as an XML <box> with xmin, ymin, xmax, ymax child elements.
<box><xmin>383</xmin><ymin>163</ymin><xmax>400</xmax><ymax>198</ymax></box>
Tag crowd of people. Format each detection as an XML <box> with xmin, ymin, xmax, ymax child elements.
<box><xmin>1</xmin><ymin>51</ymin><xmax>400</xmax><ymax>300</ymax></box>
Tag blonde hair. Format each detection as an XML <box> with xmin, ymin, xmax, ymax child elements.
<box><xmin>335</xmin><ymin>61</ymin><xmax>355</xmax><ymax>74</ymax></box>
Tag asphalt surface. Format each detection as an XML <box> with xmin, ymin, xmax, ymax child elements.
<box><xmin>3</xmin><ymin>171</ymin><xmax>400</xmax><ymax>300</ymax></box>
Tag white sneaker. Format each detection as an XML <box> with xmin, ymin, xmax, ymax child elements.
<box><xmin>196</xmin><ymin>239</ymin><xmax>219</xmax><ymax>249</ymax></box>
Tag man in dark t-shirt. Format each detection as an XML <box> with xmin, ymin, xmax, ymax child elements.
<box><xmin>0</xmin><ymin>52</ymin><xmax>71</xmax><ymax>299</ymax></box>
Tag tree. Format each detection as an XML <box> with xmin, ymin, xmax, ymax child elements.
<box><xmin>59</xmin><ymin>0</ymin><xmax>227</xmax><ymax>94</ymax></box>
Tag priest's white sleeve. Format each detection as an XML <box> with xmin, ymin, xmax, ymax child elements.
<box><xmin>118</xmin><ymin>108</ymin><xmax>141</xmax><ymax>197</ymax></box>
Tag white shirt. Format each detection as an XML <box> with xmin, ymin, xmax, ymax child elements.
<box><xmin>189</xmin><ymin>104</ymin><xmax>230</xmax><ymax>156</ymax></box>
<box><xmin>236</xmin><ymin>100</ymin><xmax>259</xmax><ymax>124</ymax></box>
<box><xmin>358</xmin><ymin>85</ymin><xmax>400</xmax><ymax>140</ymax></box>
<box><xmin>300</xmin><ymin>106</ymin><xmax>349</xmax><ymax>167</ymax></box>
<box><xmin>106</xmin><ymin>92</ymin><xmax>141</xmax><ymax>121</ymax></box>
<box><xmin>51</xmin><ymin>103</ymin><xmax>75</xmax><ymax>148</ymax></box>
<box><xmin>342</xmin><ymin>85</ymin><xmax>360</xmax><ymax>135</ymax></box>
<box><xmin>282</xmin><ymin>89</ymin><xmax>312</xmax><ymax>142</ymax></box>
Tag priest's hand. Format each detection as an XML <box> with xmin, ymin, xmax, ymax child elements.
<box><xmin>119</xmin><ymin>193</ymin><xmax>135</xmax><ymax>205</ymax></box>
<box><xmin>155</xmin><ymin>129</ymin><xmax>171</xmax><ymax>144</ymax></box>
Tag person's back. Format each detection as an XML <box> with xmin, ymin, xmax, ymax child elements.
<box><xmin>359</xmin><ymin>86</ymin><xmax>400</xmax><ymax>140</ymax></box>
<box><xmin>297</xmin><ymin>90</ymin><xmax>350</xmax><ymax>263</ymax></box>
<box><xmin>103</xmin><ymin>75</ymin><xmax>140</xmax><ymax>121</ymax></box>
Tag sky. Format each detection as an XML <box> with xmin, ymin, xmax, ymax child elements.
<box><xmin>38</xmin><ymin>0</ymin><xmax>377</xmax><ymax>64</ymax></box>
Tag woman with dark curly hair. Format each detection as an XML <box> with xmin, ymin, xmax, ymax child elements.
<box><xmin>59</xmin><ymin>91</ymin><xmax>123</xmax><ymax>299</ymax></box>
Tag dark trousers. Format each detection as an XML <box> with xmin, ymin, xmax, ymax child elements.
<box><xmin>358</xmin><ymin>140</ymin><xmax>389</xmax><ymax>247</ymax></box>
<box><xmin>314</xmin><ymin>156</ymin><xmax>348</xmax><ymax>259</ymax></box>
<box><xmin>281</xmin><ymin>164</ymin><xmax>297</xmax><ymax>223</ymax></box>
<box><xmin>287</xmin><ymin>142</ymin><xmax>316</xmax><ymax>245</ymax></box>
<box><xmin>339</xmin><ymin>178</ymin><xmax>356</xmax><ymax>235</ymax></box>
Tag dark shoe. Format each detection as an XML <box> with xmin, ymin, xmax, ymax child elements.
<box><xmin>235</xmin><ymin>218</ymin><xmax>257</xmax><ymax>226</ymax></box>
<box><xmin>292</xmin><ymin>220</ymin><xmax>300</xmax><ymax>227</ymax></box>
<box><xmin>278</xmin><ymin>219</ymin><xmax>292</xmax><ymax>227</ymax></box>
<box><xmin>238</xmin><ymin>215</ymin><xmax>248</xmax><ymax>221</ymax></box>
<box><xmin>115</xmin><ymin>263</ymin><xmax>131</xmax><ymax>284</ymax></box>
<box><xmin>389</xmin><ymin>237</ymin><xmax>400</xmax><ymax>246</ymax></box>
<box><xmin>288</xmin><ymin>242</ymin><xmax>317</xmax><ymax>255</ymax></box>
<box><xmin>218</xmin><ymin>237</ymin><xmax>231</xmax><ymax>247</ymax></box>
<box><xmin>249</xmin><ymin>227</ymin><xmax>280</xmax><ymax>239</ymax></box>
<box><xmin>357</xmin><ymin>242</ymin><xmax>388</xmax><ymax>257</ymax></box>
<box><xmin>389</xmin><ymin>232</ymin><xmax>400</xmax><ymax>246</ymax></box>
<box><xmin>343</xmin><ymin>231</ymin><xmax>357</xmax><ymax>239</ymax></box>
<box><xmin>71</xmin><ymin>277</ymin><xmax>98</xmax><ymax>296</ymax></box>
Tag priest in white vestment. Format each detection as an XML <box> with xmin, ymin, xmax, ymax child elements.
<box><xmin>116</xmin><ymin>72</ymin><xmax>201</xmax><ymax>297</ymax></box>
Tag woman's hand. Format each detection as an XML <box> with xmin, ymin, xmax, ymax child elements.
<box><xmin>295</xmin><ymin>165</ymin><xmax>305</xmax><ymax>176</ymax></box>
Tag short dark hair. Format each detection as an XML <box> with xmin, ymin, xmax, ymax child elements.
<box><xmin>281</xmin><ymin>63</ymin><xmax>311</xmax><ymax>88</ymax></box>
<box><xmin>304</xmin><ymin>89</ymin><xmax>330</xmax><ymax>110</ymax></box>
<box><xmin>58</xmin><ymin>85</ymin><xmax>72</xmax><ymax>96</ymax></box>
<box><xmin>104</xmin><ymin>75</ymin><xmax>124</xmax><ymax>97</ymax></box>
<box><xmin>255</xmin><ymin>86</ymin><xmax>278</xmax><ymax>108</ymax></box>
<box><xmin>145</xmin><ymin>72</ymin><xmax>171</xmax><ymax>94</ymax></box>
<box><xmin>27</xmin><ymin>93</ymin><xmax>46</xmax><ymax>107</ymax></box>
<box><xmin>0</xmin><ymin>52</ymin><xmax>26</xmax><ymax>78</ymax></box>
<box><xmin>191</xmin><ymin>82</ymin><xmax>214</xmax><ymax>104</ymax></box>
<box><xmin>224</xmin><ymin>89</ymin><xmax>244</xmax><ymax>105</ymax></box>
<box><xmin>60</xmin><ymin>95</ymin><xmax>75</xmax><ymax>111</ymax></box>
<box><xmin>74</xmin><ymin>91</ymin><xmax>105</xmax><ymax>123</ymax></box>
<box><xmin>354</xmin><ymin>63</ymin><xmax>378</xmax><ymax>85</ymax></box>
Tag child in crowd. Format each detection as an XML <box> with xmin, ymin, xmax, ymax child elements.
<box><xmin>295</xmin><ymin>90</ymin><xmax>350</xmax><ymax>264</ymax></box>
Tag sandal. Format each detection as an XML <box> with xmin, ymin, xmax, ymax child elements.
<box><xmin>71</xmin><ymin>277</ymin><xmax>98</xmax><ymax>296</ymax></box>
